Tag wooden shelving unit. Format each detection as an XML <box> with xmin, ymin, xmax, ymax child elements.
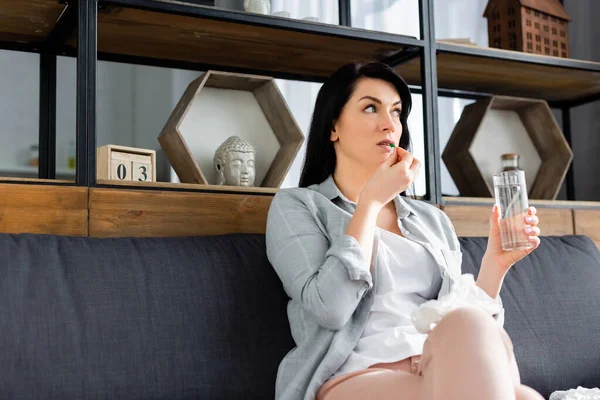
<box><xmin>0</xmin><ymin>0</ymin><xmax>598</xmax><ymax>206</ymax></box>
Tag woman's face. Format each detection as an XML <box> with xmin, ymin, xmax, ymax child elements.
<box><xmin>331</xmin><ymin>78</ymin><xmax>404</xmax><ymax>171</ymax></box>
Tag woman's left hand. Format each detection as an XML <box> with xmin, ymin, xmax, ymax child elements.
<box><xmin>484</xmin><ymin>204</ymin><xmax>541</xmax><ymax>271</ymax></box>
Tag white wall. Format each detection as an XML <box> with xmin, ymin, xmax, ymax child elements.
<box><xmin>0</xmin><ymin>53</ymin><xmax>138</xmax><ymax>173</ymax></box>
<box><xmin>0</xmin><ymin>51</ymin><xmax>39</xmax><ymax>169</ymax></box>
<box><xmin>130</xmin><ymin>64</ymin><xmax>173</xmax><ymax>151</ymax></box>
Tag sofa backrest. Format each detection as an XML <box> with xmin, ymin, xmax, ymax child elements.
<box><xmin>0</xmin><ymin>233</ymin><xmax>599</xmax><ymax>399</ymax></box>
<box><xmin>0</xmin><ymin>233</ymin><xmax>294</xmax><ymax>400</ymax></box>
<box><xmin>459</xmin><ymin>235</ymin><xmax>600</xmax><ymax>398</ymax></box>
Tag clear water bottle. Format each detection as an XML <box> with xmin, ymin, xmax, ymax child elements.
<box><xmin>501</xmin><ymin>153</ymin><xmax>520</xmax><ymax>172</ymax></box>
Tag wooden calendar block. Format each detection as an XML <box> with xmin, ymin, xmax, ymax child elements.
<box><xmin>111</xmin><ymin>158</ymin><xmax>132</xmax><ymax>181</ymax></box>
<box><xmin>97</xmin><ymin>145</ymin><xmax>156</xmax><ymax>183</ymax></box>
<box><xmin>133</xmin><ymin>162</ymin><xmax>152</xmax><ymax>182</ymax></box>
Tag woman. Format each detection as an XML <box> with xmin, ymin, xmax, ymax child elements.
<box><xmin>265</xmin><ymin>62</ymin><xmax>544</xmax><ymax>400</ymax></box>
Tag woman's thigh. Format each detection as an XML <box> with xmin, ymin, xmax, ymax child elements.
<box><xmin>317</xmin><ymin>308</ymin><xmax>543</xmax><ymax>400</ymax></box>
<box><xmin>317</xmin><ymin>369</ymin><xmax>422</xmax><ymax>400</ymax></box>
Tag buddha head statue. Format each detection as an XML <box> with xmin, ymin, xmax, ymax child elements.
<box><xmin>213</xmin><ymin>136</ymin><xmax>256</xmax><ymax>187</ymax></box>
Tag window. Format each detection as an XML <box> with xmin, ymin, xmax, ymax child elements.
<box><xmin>536</xmin><ymin>44</ymin><xmax>541</xmax><ymax>52</ymax></box>
<box><xmin>542</xmin><ymin>14</ymin><xmax>548</xmax><ymax>20</ymax></box>
<box><xmin>511</xmin><ymin>33</ymin><xmax>517</xmax><ymax>40</ymax></box>
<box><xmin>562</xmin><ymin>52</ymin><xmax>567</xmax><ymax>57</ymax></box>
<box><xmin>560</xmin><ymin>30</ymin><xmax>566</xmax><ymax>37</ymax></box>
<box><xmin>492</xmin><ymin>25</ymin><xmax>496</xmax><ymax>33</ymax></box>
<box><xmin>553</xmin><ymin>50</ymin><xmax>558</xmax><ymax>56</ymax></box>
<box><xmin>544</xmin><ymin>25</ymin><xmax>549</xmax><ymax>32</ymax></box>
<box><xmin>552</xmin><ymin>27</ymin><xmax>557</xmax><ymax>35</ymax></box>
<box><xmin>526</xmin><ymin>20</ymin><xmax>532</xmax><ymax>27</ymax></box>
<box><xmin>535</xmin><ymin>22</ymin><xmax>540</xmax><ymax>29</ymax></box>
<box><xmin>526</xmin><ymin>8</ymin><xmax>531</xmax><ymax>14</ymax></box>
<box><xmin>497</xmin><ymin>24</ymin><xmax>501</xmax><ymax>32</ymax></box>
<box><xmin>536</xmin><ymin>35</ymin><xmax>541</xmax><ymax>42</ymax></box>
<box><xmin>510</xmin><ymin>42</ymin><xmax>516</xmax><ymax>50</ymax></box>
<box><xmin>507</xmin><ymin>7</ymin><xmax>515</xmax><ymax>16</ymax></box>
<box><xmin>545</xmin><ymin>47</ymin><xmax>550</xmax><ymax>55</ymax></box>
<box><xmin>561</xmin><ymin>42</ymin><xmax>566</xmax><ymax>49</ymax></box>
<box><xmin>494</xmin><ymin>38</ymin><xmax>501</xmax><ymax>47</ymax></box>
<box><xmin>551</xmin><ymin>17</ymin><xmax>557</xmax><ymax>23</ymax></box>
<box><xmin>560</xmin><ymin>20</ymin><xmax>565</xmax><ymax>25</ymax></box>
<box><xmin>544</xmin><ymin>38</ymin><xmax>549</xmax><ymax>45</ymax></box>
<box><xmin>527</xmin><ymin>32</ymin><xmax>532</xmax><ymax>40</ymax></box>
<box><xmin>527</xmin><ymin>42</ymin><xmax>533</xmax><ymax>50</ymax></box>
<box><xmin>553</xmin><ymin>40</ymin><xmax>558</xmax><ymax>47</ymax></box>
<box><xmin>508</xmin><ymin>20</ymin><xmax>516</xmax><ymax>28</ymax></box>
<box><xmin>534</xmin><ymin>11</ymin><xmax>540</xmax><ymax>17</ymax></box>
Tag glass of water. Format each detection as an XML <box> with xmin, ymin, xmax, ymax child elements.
<box><xmin>493</xmin><ymin>170</ymin><xmax>534</xmax><ymax>251</ymax></box>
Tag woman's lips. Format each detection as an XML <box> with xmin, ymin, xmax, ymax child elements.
<box><xmin>377</xmin><ymin>143</ymin><xmax>394</xmax><ymax>151</ymax></box>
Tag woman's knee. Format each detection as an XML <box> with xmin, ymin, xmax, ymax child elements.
<box><xmin>428</xmin><ymin>307</ymin><xmax>504</xmax><ymax>352</ymax></box>
<box><xmin>434</xmin><ymin>307</ymin><xmax>497</xmax><ymax>336</ymax></box>
<box><xmin>515</xmin><ymin>384</ymin><xmax>545</xmax><ymax>400</ymax></box>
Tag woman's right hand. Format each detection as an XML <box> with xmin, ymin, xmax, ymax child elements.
<box><xmin>360</xmin><ymin>147</ymin><xmax>421</xmax><ymax>210</ymax></box>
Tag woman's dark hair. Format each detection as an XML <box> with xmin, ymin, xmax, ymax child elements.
<box><xmin>298</xmin><ymin>62</ymin><xmax>413</xmax><ymax>189</ymax></box>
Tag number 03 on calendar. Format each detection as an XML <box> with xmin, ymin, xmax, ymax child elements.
<box><xmin>97</xmin><ymin>144</ymin><xmax>156</xmax><ymax>183</ymax></box>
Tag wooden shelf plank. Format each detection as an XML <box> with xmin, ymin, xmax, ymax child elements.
<box><xmin>80</xmin><ymin>2</ymin><xmax>421</xmax><ymax>81</ymax></box>
<box><xmin>0</xmin><ymin>183</ymin><xmax>88</xmax><ymax>236</ymax></box>
<box><xmin>0</xmin><ymin>177</ymin><xmax>75</xmax><ymax>184</ymax></box>
<box><xmin>573</xmin><ymin>210</ymin><xmax>600</xmax><ymax>249</ymax></box>
<box><xmin>97</xmin><ymin>179</ymin><xmax>279</xmax><ymax>195</ymax></box>
<box><xmin>441</xmin><ymin>43</ymin><xmax>600</xmax><ymax>104</ymax></box>
<box><xmin>442</xmin><ymin>204</ymin><xmax>575</xmax><ymax>237</ymax></box>
<box><xmin>442</xmin><ymin>196</ymin><xmax>600</xmax><ymax>210</ymax></box>
<box><xmin>442</xmin><ymin>205</ymin><xmax>575</xmax><ymax>236</ymax></box>
<box><xmin>397</xmin><ymin>43</ymin><xmax>600</xmax><ymax>104</ymax></box>
<box><xmin>89</xmin><ymin>186</ymin><xmax>273</xmax><ymax>237</ymax></box>
<box><xmin>0</xmin><ymin>0</ymin><xmax>65</xmax><ymax>43</ymax></box>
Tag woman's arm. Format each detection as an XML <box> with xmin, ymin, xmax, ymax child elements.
<box><xmin>476</xmin><ymin>257</ymin><xmax>507</xmax><ymax>299</ymax></box>
<box><xmin>439</xmin><ymin>209</ymin><xmax>506</xmax><ymax>326</ymax></box>
<box><xmin>344</xmin><ymin>200</ymin><xmax>380</xmax><ymax>272</ymax></box>
<box><xmin>266</xmin><ymin>191</ymin><xmax>378</xmax><ymax>331</ymax></box>
<box><xmin>477</xmin><ymin>205</ymin><xmax>541</xmax><ymax>298</ymax></box>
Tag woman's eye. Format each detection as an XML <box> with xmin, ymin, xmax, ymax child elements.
<box><xmin>365</xmin><ymin>105</ymin><xmax>376</xmax><ymax>113</ymax></box>
<box><xmin>392</xmin><ymin>109</ymin><xmax>402</xmax><ymax>118</ymax></box>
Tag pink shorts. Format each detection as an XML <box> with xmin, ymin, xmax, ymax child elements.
<box><xmin>316</xmin><ymin>355</ymin><xmax>423</xmax><ymax>400</ymax></box>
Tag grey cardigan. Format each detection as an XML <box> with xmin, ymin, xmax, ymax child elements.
<box><xmin>265</xmin><ymin>176</ymin><xmax>505</xmax><ymax>400</ymax></box>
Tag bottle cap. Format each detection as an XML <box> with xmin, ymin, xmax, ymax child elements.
<box><xmin>501</xmin><ymin>153</ymin><xmax>519</xmax><ymax>160</ymax></box>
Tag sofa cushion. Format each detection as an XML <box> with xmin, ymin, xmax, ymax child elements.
<box><xmin>459</xmin><ymin>235</ymin><xmax>600</xmax><ymax>399</ymax></box>
<box><xmin>1</xmin><ymin>232</ymin><xmax>599</xmax><ymax>400</ymax></box>
<box><xmin>0</xmin><ymin>233</ymin><xmax>294</xmax><ymax>400</ymax></box>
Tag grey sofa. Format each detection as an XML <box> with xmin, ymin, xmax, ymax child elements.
<box><xmin>0</xmin><ymin>233</ymin><xmax>599</xmax><ymax>399</ymax></box>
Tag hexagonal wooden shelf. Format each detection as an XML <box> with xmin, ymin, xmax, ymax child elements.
<box><xmin>158</xmin><ymin>70</ymin><xmax>304</xmax><ymax>189</ymax></box>
<box><xmin>442</xmin><ymin>96</ymin><xmax>573</xmax><ymax>200</ymax></box>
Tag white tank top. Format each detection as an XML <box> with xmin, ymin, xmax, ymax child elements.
<box><xmin>334</xmin><ymin>228</ymin><xmax>443</xmax><ymax>377</ymax></box>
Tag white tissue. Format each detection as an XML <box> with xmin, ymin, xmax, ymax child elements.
<box><xmin>549</xmin><ymin>387</ymin><xmax>600</xmax><ymax>400</ymax></box>
<box><xmin>411</xmin><ymin>274</ymin><xmax>503</xmax><ymax>334</ymax></box>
